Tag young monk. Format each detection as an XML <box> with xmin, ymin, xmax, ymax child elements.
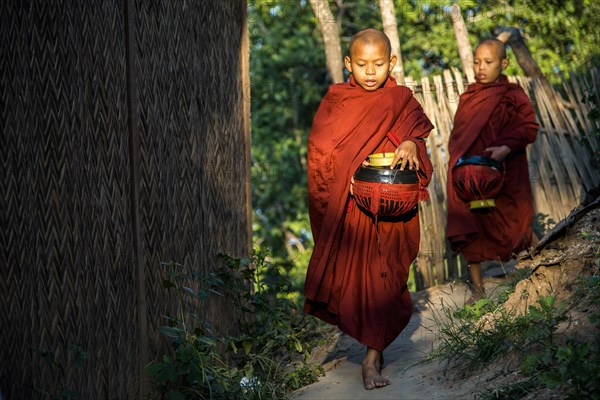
<box><xmin>303</xmin><ymin>28</ymin><xmax>434</xmax><ymax>390</ymax></box>
<box><xmin>446</xmin><ymin>38</ymin><xmax>539</xmax><ymax>304</ymax></box>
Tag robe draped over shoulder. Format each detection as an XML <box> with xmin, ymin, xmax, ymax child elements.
<box><xmin>446</xmin><ymin>75</ymin><xmax>539</xmax><ymax>262</ymax></box>
<box><xmin>304</xmin><ymin>76</ymin><xmax>434</xmax><ymax>351</ymax></box>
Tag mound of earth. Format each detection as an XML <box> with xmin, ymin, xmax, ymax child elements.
<box><xmin>422</xmin><ymin>196</ymin><xmax>600</xmax><ymax>399</ymax></box>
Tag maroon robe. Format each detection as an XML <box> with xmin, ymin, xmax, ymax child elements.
<box><xmin>446</xmin><ymin>75</ymin><xmax>539</xmax><ymax>262</ymax></box>
<box><xmin>304</xmin><ymin>75</ymin><xmax>434</xmax><ymax>352</ymax></box>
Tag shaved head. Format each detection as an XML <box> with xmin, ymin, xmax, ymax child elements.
<box><xmin>475</xmin><ymin>38</ymin><xmax>507</xmax><ymax>60</ymax></box>
<box><xmin>344</xmin><ymin>28</ymin><xmax>396</xmax><ymax>91</ymax></box>
<box><xmin>348</xmin><ymin>28</ymin><xmax>392</xmax><ymax>59</ymax></box>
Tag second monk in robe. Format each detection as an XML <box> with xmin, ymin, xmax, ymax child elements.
<box><xmin>446</xmin><ymin>39</ymin><xmax>539</xmax><ymax>303</ymax></box>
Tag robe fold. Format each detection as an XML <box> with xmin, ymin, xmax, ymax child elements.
<box><xmin>303</xmin><ymin>75</ymin><xmax>434</xmax><ymax>352</ymax></box>
<box><xmin>446</xmin><ymin>75</ymin><xmax>539</xmax><ymax>262</ymax></box>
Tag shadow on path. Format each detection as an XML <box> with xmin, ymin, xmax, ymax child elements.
<box><xmin>293</xmin><ymin>282</ymin><xmax>480</xmax><ymax>400</ymax></box>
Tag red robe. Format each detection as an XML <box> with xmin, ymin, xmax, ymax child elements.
<box><xmin>303</xmin><ymin>75</ymin><xmax>434</xmax><ymax>352</ymax></box>
<box><xmin>446</xmin><ymin>75</ymin><xmax>539</xmax><ymax>262</ymax></box>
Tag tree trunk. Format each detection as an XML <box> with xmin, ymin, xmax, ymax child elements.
<box><xmin>379</xmin><ymin>0</ymin><xmax>404</xmax><ymax>84</ymax></box>
<box><xmin>309</xmin><ymin>0</ymin><xmax>344</xmax><ymax>84</ymax></box>
<box><xmin>450</xmin><ymin>3</ymin><xmax>475</xmax><ymax>84</ymax></box>
<box><xmin>497</xmin><ymin>27</ymin><xmax>566</xmax><ymax>129</ymax></box>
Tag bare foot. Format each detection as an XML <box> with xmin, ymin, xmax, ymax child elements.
<box><xmin>362</xmin><ymin>348</ymin><xmax>390</xmax><ymax>390</ymax></box>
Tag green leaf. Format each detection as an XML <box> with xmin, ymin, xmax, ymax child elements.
<box><xmin>539</xmin><ymin>372</ymin><xmax>563</xmax><ymax>388</ymax></box>
<box><xmin>182</xmin><ymin>286</ymin><xmax>196</xmax><ymax>296</ymax></box>
<box><xmin>197</xmin><ymin>289</ymin><xmax>209</xmax><ymax>300</ymax></box>
<box><xmin>294</xmin><ymin>339</ymin><xmax>303</xmax><ymax>353</ymax></box>
<box><xmin>230</xmin><ymin>340</ymin><xmax>238</xmax><ymax>354</ymax></box>
<box><xmin>69</xmin><ymin>345</ymin><xmax>89</xmax><ymax>369</ymax></box>
<box><xmin>162</xmin><ymin>279</ymin><xmax>176</xmax><ymax>289</ymax></box>
<box><xmin>528</xmin><ymin>305</ymin><xmax>545</xmax><ymax>319</ymax></box>
<box><xmin>197</xmin><ymin>336</ymin><xmax>217</xmax><ymax>347</ymax></box>
<box><xmin>187</xmin><ymin>363</ymin><xmax>203</xmax><ymax>384</ymax></box>
<box><xmin>164</xmin><ymin>364</ymin><xmax>178</xmax><ymax>383</ymax></box>
<box><xmin>158</xmin><ymin>326</ymin><xmax>183</xmax><ymax>338</ymax></box>
<box><xmin>39</xmin><ymin>349</ymin><xmax>57</xmax><ymax>369</ymax></box>
<box><xmin>146</xmin><ymin>363</ymin><xmax>166</xmax><ymax>377</ymax></box>
<box><xmin>242</xmin><ymin>340</ymin><xmax>253</xmax><ymax>355</ymax></box>
<box><xmin>176</xmin><ymin>343</ymin><xmax>196</xmax><ymax>363</ymax></box>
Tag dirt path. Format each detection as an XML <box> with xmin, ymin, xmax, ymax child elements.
<box><xmin>292</xmin><ymin>280</ymin><xmax>504</xmax><ymax>400</ymax></box>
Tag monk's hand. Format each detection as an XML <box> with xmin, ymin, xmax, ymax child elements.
<box><xmin>392</xmin><ymin>140</ymin><xmax>419</xmax><ymax>170</ymax></box>
<box><xmin>350</xmin><ymin>176</ymin><xmax>355</xmax><ymax>196</ymax></box>
<box><xmin>484</xmin><ymin>145</ymin><xmax>511</xmax><ymax>161</ymax></box>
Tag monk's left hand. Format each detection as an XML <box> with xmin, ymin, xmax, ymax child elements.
<box><xmin>484</xmin><ymin>145</ymin><xmax>511</xmax><ymax>161</ymax></box>
<box><xmin>392</xmin><ymin>140</ymin><xmax>419</xmax><ymax>170</ymax></box>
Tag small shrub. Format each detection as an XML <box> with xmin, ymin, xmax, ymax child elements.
<box><xmin>32</xmin><ymin>344</ymin><xmax>88</xmax><ymax>399</ymax></box>
<box><xmin>514</xmin><ymin>264</ymin><xmax>600</xmax><ymax>399</ymax></box>
<box><xmin>521</xmin><ymin>338</ymin><xmax>600</xmax><ymax>399</ymax></box>
<box><xmin>431</xmin><ymin>296</ymin><xmax>568</xmax><ymax>371</ymax></box>
<box><xmin>146</xmin><ymin>248</ymin><xmax>325</xmax><ymax>400</ymax></box>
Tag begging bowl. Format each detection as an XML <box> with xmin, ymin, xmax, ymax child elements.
<box><xmin>452</xmin><ymin>155</ymin><xmax>504</xmax><ymax>209</ymax></box>
<box><xmin>352</xmin><ymin>165</ymin><xmax>420</xmax><ymax>218</ymax></box>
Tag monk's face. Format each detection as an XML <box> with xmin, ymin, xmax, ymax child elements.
<box><xmin>473</xmin><ymin>43</ymin><xmax>508</xmax><ymax>84</ymax></box>
<box><xmin>344</xmin><ymin>40</ymin><xmax>396</xmax><ymax>91</ymax></box>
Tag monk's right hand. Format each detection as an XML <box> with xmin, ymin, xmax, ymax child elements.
<box><xmin>350</xmin><ymin>176</ymin><xmax>355</xmax><ymax>196</ymax></box>
<box><xmin>484</xmin><ymin>145</ymin><xmax>511</xmax><ymax>161</ymax></box>
<box><xmin>392</xmin><ymin>140</ymin><xmax>419</xmax><ymax>171</ymax></box>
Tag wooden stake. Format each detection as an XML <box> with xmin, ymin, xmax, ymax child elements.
<box><xmin>379</xmin><ymin>0</ymin><xmax>405</xmax><ymax>84</ymax></box>
<box><xmin>450</xmin><ymin>4</ymin><xmax>475</xmax><ymax>84</ymax></box>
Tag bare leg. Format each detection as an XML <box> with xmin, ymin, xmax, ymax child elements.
<box><xmin>466</xmin><ymin>262</ymin><xmax>485</xmax><ymax>305</ymax></box>
<box><xmin>362</xmin><ymin>347</ymin><xmax>390</xmax><ymax>390</ymax></box>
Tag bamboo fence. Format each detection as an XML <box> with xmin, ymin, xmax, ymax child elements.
<box><xmin>0</xmin><ymin>1</ymin><xmax>251</xmax><ymax>399</ymax></box>
<box><xmin>405</xmin><ymin>68</ymin><xmax>600</xmax><ymax>290</ymax></box>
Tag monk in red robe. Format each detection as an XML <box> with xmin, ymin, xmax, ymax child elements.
<box><xmin>446</xmin><ymin>39</ymin><xmax>539</xmax><ymax>303</ymax></box>
<box><xmin>303</xmin><ymin>29</ymin><xmax>434</xmax><ymax>390</ymax></box>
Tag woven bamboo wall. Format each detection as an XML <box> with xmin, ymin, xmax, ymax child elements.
<box><xmin>405</xmin><ymin>68</ymin><xmax>600</xmax><ymax>289</ymax></box>
<box><xmin>0</xmin><ymin>1</ymin><xmax>250</xmax><ymax>398</ymax></box>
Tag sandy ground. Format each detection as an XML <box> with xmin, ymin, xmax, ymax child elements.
<box><xmin>292</xmin><ymin>280</ymin><xmax>493</xmax><ymax>400</ymax></box>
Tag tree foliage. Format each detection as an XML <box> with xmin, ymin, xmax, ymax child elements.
<box><xmin>248</xmin><ymin>0</ymin><xmax>600</xmax><ymax>293</ymax></box>
<box><xmin>249</xmin><ymin>1</ymin><xmax>326</xmax><ymax>290</ymax></box>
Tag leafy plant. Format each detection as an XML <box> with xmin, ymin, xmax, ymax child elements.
<box><xmin>521</xmin><ymin>338</ymin><xmax>600</xmax><ymax>399</ymax></box>
<box><xmin>32</xmin><ymin>344</ymin><xmax>88</xmax><ymax>399</ymax></box>
<box><xmin>146</xmin><ymin>248</ymin><xmax>325</xmax><ymax>399</ymax></box>
<box><xmin>511</xmin><ymin>254</ymin><xmax>600</xmax><ymax>399</ymax></box>
<box><xmin>525</xmin><ymin>295</ymin><xmax>569</xmax><ymax>344</ymax></box>
<box><xmin>431</xmin><ymin>295</ymin><xmax>568</xmax><ymax>370</ymax></box>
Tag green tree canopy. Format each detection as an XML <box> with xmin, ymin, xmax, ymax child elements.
<box><xmin>248</xmin><ymin>0</ymin><xmax>600</xmax><ymax>293</ymax></box>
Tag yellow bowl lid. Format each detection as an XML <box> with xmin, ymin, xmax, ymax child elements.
<box><xmin>368</xmin><ymin>152</ymin><xmax>401</xmax><ymax>167</ymax></box>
